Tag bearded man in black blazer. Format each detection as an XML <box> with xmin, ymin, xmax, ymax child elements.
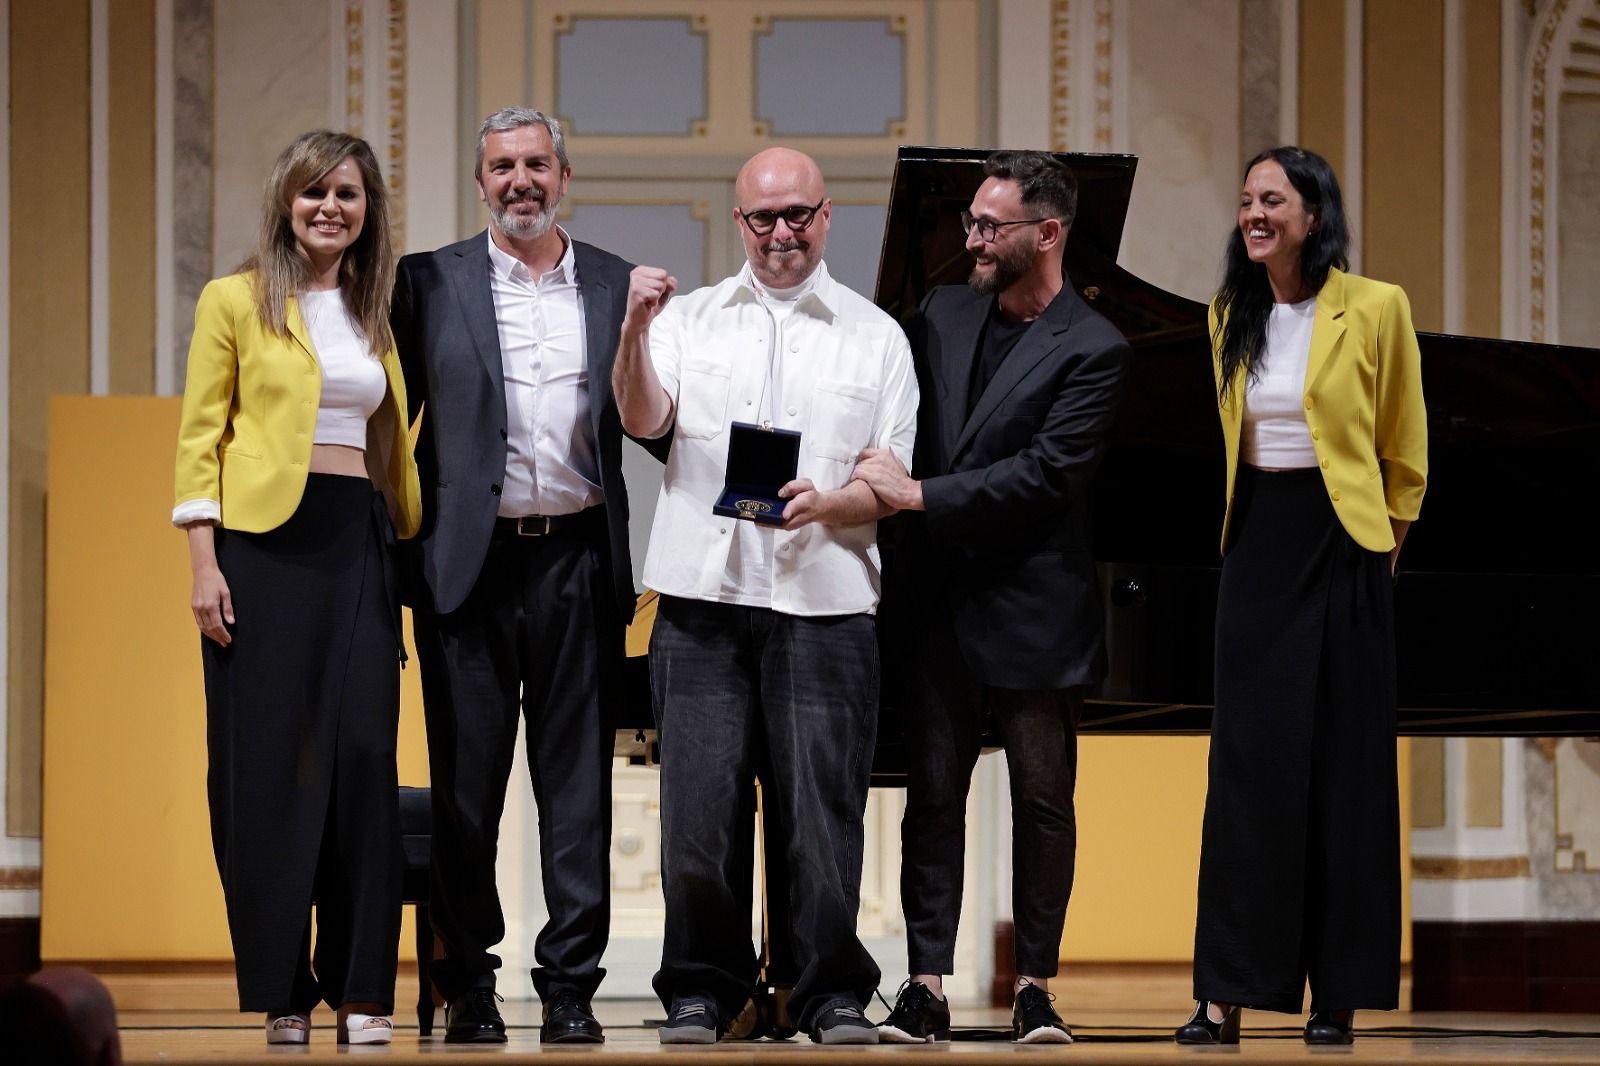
<box><xmin>853</xmin><ymin>150</ymin><xmax>1130</xmax><ymax>1045</ymax></box>
<box><xmin>391</xmin><ymin>107</ymin><xmax>643</xmax><ymax>1045</ymax></box>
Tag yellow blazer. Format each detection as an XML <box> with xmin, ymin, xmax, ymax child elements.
<box><xmin>173</xmin><ymin>272</ymin><xmax>421</xmax><ymax>537</ymax></box>
<box><xmin>1212</xmin><ymin>267</ymin><xmax>1427</xmax><ymax>554</ymax></box>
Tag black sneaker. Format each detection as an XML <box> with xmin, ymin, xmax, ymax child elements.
<box><xmin>1013</xmin><ymin>983</ymin><xmax>1072</xmax><ymax>1044</ymax></box>
<box><xmin>878</xmin><ymin>980</ymin><xmax>952</xmax><ymax>1043</ymax></box>
<box><xmin>659</xmin><ymin>996</ymin><xmax>720</xmax><ymax>1044</ymax></box>
<box><xmin>810</xmin><ymin>997</ymin><xmax>879</xmax><ymax>1045</ymax></box>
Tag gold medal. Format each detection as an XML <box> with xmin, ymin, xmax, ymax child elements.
<box><xmin>734</xmin><ymin>499</ymin><xmax>773</xmax><ymax>515</ymax></box>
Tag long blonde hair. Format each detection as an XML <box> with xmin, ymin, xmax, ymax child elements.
<box><xmin>243</xmin><ymin>130</ymin><xmax>395</xmax><ymax>354</ymax></box>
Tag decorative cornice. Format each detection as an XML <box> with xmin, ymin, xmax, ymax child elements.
<box><xmin>1412</xmin><ymin>855</ymin><xmax>1533</xmax><ymax>880</ymax></box>
<box><xmin>0</xmin><ymin>867</ymin><xmax>42</xmax><ymax>890</ymax></box>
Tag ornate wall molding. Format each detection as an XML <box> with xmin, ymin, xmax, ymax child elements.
<box><xmin>1050</xmin><ymin>1</ymin><xmax>1071</xmax><ymax>149</ymax></box>
<box><xmin>1523</xmin><ymin>0</ymin><xmax>1597</xmax><ymax>342</ymax></box>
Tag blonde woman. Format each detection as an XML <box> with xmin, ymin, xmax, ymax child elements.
<box><xmin>173</xmin><ymin>130</ymin><xmax>421</xmax><ymax>1046</ymax></box>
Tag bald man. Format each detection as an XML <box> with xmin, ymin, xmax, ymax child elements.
<box><xmin>613</xmin><ymin>148</ymin><xmax>918</xmax><ymax>1045</ymax></box>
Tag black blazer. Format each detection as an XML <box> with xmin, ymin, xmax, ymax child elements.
<box><xmin>391</xmin><ymin>231</ymin><xmax>645</xmax><ymax>618</ymax></box>
<box><xmin>898</xmin><ymin>282</ymin><xmax>1130</xmax><ymax>690</ymax></box>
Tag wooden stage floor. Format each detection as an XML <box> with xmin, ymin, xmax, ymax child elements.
<box><xmin>103</xmin><ymin>971</ymin><xmax>1600</xmax><ymax>1065</ymax></box>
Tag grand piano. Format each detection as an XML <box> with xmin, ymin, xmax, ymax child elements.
<box><xmin>866</xmin><ymin>145</ymin><xmax>1600</xmax><ymax>749</ymax></box>
<box><xmin>622</xmin><ymin>146</ymin><xmax>1600</xmax><ymax>754</ymax></box>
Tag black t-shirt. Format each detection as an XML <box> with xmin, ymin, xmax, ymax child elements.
<box><xmin>968</xmin><ymin>300</ymin><xmax>1033</xmax><ymax>416</ymax></box>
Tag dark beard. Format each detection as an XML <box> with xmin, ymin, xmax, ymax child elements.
<box><xmin>968</xmin><ymin>242</ymin><xmax>1033</xmax><ymax>294</ymax></box>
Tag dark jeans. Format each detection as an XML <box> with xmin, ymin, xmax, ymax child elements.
<box><xmin>413</xmin><ymin>517</ymin><xmax>621</xmax><ymax>1002</ymax></box>
<box><xmin>900</xmin><ymin>614</ymin><xmax>1084</xmax><ymax>978</ymax></box>
<box><xmin>649</xmin><ymin>595</ymin><xmax>882</xmax><ymax>1030</ymax></box>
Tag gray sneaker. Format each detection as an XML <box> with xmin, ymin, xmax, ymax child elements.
<box><xmin>659</xmin><ymin>996</ymin><xmax>719</xmax><ymax>1044</ymax></box>
<box><xmin>810</xmin><ymin>998</ymin><xmax>879</xmax><ymax>1045</ymax></box>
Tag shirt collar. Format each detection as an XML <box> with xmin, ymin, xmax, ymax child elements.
<box><xmin>726</xmin><ymin>260</ymin><xmax>838</xmax><ymax>322</ymax></box>
<box><xmin>486</xmin><ymin>225</ymin><xmax>578</xmax><ymax>284</ymax></box>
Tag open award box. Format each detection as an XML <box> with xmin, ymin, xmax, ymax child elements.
<box><xmin>712</xmin><ymin>421</ymin><xmax>801</xmax><ymax>527</ymax></box>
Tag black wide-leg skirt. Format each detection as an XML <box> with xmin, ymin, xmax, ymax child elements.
<box><xmin>202</xmin><ymin>474</ymin><xmax>403</xmax><ymax>1014</ymax></box>
<box><xmin>1193</xmin><ymin>466</ymin><xmax>1400</xmax><ymax>1014</ymax></box>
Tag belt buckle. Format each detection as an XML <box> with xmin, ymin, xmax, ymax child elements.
<box><xmin>515</xmin><ymin>515</ymin><xmax>552</xmax><ymax>537</ymax></box>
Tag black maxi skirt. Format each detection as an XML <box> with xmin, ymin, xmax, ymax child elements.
<box><xmin>1193</xmin><ymin>466</ymin><xmax>1400</xmax><ymax>1014</ymax></box>
<box><xmin>202</xmin><ymin>473</ymin><xmax>404</xmax><ymax>1014</ymax></box>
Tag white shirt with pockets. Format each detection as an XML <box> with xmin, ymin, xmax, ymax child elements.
<box><xmin>640</xmin><ymin>260</ymin><xmax>918</xmax><ymax>617</ymax></box>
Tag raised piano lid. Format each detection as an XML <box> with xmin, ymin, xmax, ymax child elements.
<box><xmin>869</xmin><ymin>145</ymin><xmax>1600</xmax><ymax>740</ymax></box>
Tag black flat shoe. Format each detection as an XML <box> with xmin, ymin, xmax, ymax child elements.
<box><xmin>444</xmin><ymin>987</ymin><xmax>507</xmax><ymax>1044</ymax></box>
<box><xmin>1174</xmin><ymin>1000</ymin><xmax>1240</xmax><ymax>1044</ymax></box>
<box><xmin>1304</xmin><ymin>1009</ymin><xmax>1354</xmax><ymax>1045</ymax></box>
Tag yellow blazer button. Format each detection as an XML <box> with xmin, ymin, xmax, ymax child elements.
<box><xmin>1320</xmin><ymin>458</ymin><xmax>1330</xmax><ymax>469</ymax></box>
<box><xmin>1330</xmin><ymin>489</ymin><xmax>1342</xmax><ymax>501</ymax></box>
<box><xmin>1311</xmin><ymin>428</ymin><xmax>1320</xmax><ymax>440</ymax></box>
<box><xmin>1304</xmin><ymin>397</ymin><xmax>1313</xmax><ymax>410</ymax></box>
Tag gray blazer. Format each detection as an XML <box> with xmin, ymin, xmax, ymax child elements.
<box><xmin>392</xmin><ymin>231</ymin><xmax>647</xmax><ymax>617</ymax></box>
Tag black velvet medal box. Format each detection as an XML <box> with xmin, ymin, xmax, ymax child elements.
<box><xmin>712</xmin><ymin>421</ymin><xmax>801</xmax><ymax>527</ymax></box>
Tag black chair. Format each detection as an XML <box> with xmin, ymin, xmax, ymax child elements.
<box><xmin>398</xmin><ymin>785</ymin><xmax>437</xmax><ymax>1036</ymax></box>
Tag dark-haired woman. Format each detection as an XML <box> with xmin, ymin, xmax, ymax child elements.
<box><xmin>173</xmin><ymin>131</ymin><xmax>421</xmax><ymax>1045</ymax></box>
<box><xmin>1174</xmin><ymin>146</ymin><xmax>1426</xmax><ymax>1047</ymax></box>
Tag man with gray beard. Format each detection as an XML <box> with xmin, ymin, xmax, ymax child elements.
<box><xmin>391</xmin><ymin>107</ymin><xmax>645</xmax><ymax>1045</ymax></box>
<box><xmin>852</xmin><ymin>150</ymin><xmax>1130</xmax><ymax>1043</ymax></box>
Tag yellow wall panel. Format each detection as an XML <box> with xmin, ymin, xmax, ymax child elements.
<box><xmin>1462</xmin><ymin>0</ymin><xmax>1501</xmax><ymax>339</ymax></box>
<box><xmin>1413</xmin><ymin>736</ymin><xmax>1446</xmax><ymax>828</ymax></box>
<box><xmin>1298</xmin><ymin>0</ymin><xmax>1345</xmax><ymax>175</ymax></box>
<box><xmin>9</xmin><ymin>0</ymin><xmax>92</xmax><ymax>837</ymax></box>
<box><xmin>42</xmin><ymin>398</ymin><xmax>429</xmax><ymax>960</ymax></box>
<box><xmin>109</xmin><ymin>0</ymin><xmax>157</xmax><ymax>394</ymax></box>
<box><xmin>1364</xmin><ymin>0</ymin><xmax>1444</xmax><ymax>330</ymax></box>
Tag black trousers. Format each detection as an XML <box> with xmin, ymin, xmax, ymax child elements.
<box><xmin>413</xmin><ymin>512</ymin><xmax>620</xmax><ymax>1001</ymax></box>
<box><xmin>648</xmin><ymin>596</ymin><xmax>882</xmax><ymax>1030</ymax></box>
<box><xmin>899</xmin><ymin>613</ymin><xmax>1083</xmax><ymax>978</ymax></box>
<box><xmin>203</xmin><ymin>474</ymin><xmax>402</xmax><ymax>1014</ymax></box>
<box><xmin>1194</xmin><ymin>466</ymin><xmax>1400</xmax><ymax>1013</ymax></box>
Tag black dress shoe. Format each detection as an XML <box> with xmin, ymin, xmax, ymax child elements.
<box><xmin>878</xmin><ymin>980</ymin><xmax>952</xmax><ymax>1043</ymax></box>
<box><xmin>444</xmin><ymin>988</ymin><xmax>507</xmax><ymax>1044</ymax></box>
<box><xmin>1174</xmin><ymin>1000</ymin><xmax>1240</xmax><ymax>1044</ymax></box>
<box><xmin>540</xmin><ymin>990</ymin><xmax>604</xmax><ymax>1043</ymax></box>
<box><xmin>1304</xmin><ymin>1009</ymin><xmax>1355</xmax><ymax>1044</ymax></box>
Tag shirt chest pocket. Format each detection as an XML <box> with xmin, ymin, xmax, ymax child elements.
<box><xmin>676</xmin><ymin>357</ymin><xmax>732</xmax><ymax>440</ymax></box>
<box><xmin>808</xmin><ymin>378</ymin><xmax>878</xmax><ymax>462</ymax></box>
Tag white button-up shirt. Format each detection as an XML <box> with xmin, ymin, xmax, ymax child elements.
<box><xmin>486</xmin><ymin>229</ymin><xmax>602</xmax><ymax>517</ymax></box>
<box><xmin>640</xmin><ymin>261</ymin><xmax>918</xmax><ymax>617</ymax></box>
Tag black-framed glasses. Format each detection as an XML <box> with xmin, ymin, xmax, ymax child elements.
<box><xmin>738</xmin><ymin>198</ymin><xmax>827</xmax><ymax>235</ymax></box>
<box><xmin>960</xmin><ymin>210</ymin><xmax>1048</xmax><ymax>242</ymax></box>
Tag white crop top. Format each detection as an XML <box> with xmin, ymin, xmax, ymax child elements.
<box><xmin>1242</xmin><ymin>297</ymin><xmax>1318</xmax><ymax>468</ymax></box>
<box><xmin>300</xmin><ymin>289</ymin><xmax>386</xmax><ymax>449</ymax></box>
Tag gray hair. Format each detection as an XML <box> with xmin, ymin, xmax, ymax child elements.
<box><xmin>474</xmin><ymin>107</ymin><xmax>569</xmax><ymax>179</ymax></box>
